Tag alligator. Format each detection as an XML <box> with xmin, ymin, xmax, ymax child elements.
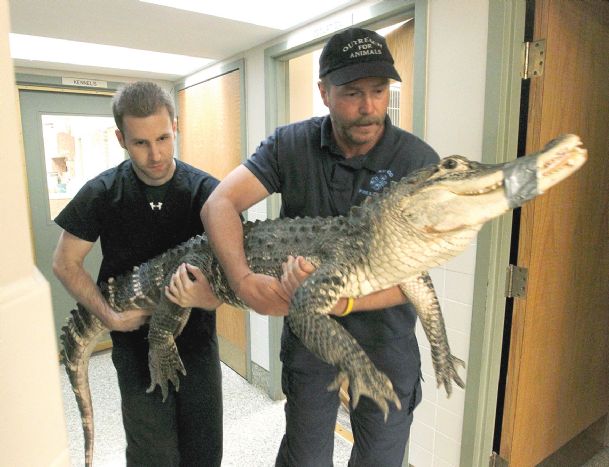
<box><xmin>61</xmin><ymin>134</ymin><xmax>586</xmax><ymax>466</ymax></box>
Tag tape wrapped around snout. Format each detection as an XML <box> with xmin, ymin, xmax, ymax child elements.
<box><xmin>502</xmin><ymin>156</ymin><xmax>539</xmax><ymax>208</ymax></box>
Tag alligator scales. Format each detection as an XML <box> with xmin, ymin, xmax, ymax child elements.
<box><xmin>61</xmin><ymin>135</ymin><xmax>587</xmax><ymax>466</ymax></box>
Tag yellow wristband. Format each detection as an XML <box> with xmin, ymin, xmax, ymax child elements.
<box><xmin>339</xmin><ymin>297</ymin><xmax>355</xmax><ymax>317</ymax></box>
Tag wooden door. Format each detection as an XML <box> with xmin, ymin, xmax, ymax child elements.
<box><xmin>500</xmin><ymin>1</ymin><xmax>609</xmax><ymax>465</ymax></box>
<box><xmin>177</xmin><ymin>70</ymin><xmax>248</xmax><ymax>377</ymax></box>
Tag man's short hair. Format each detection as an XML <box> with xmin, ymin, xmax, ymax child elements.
<box><xmin>112</xmin><ymin>81</ymin><xmax>175</xmax><ymax>133</ymax></box>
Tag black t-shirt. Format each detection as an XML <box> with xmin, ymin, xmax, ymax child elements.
<box><xmin>245</xmin><ymin>115</ymin><xmax>440</xmax><ymax>344</ymax></box>
<box><xmin>55</xmin><ymin>159</ymin><xmax>219</xmax><ymax>345</ymax></box>
<box><xmin>55</xmin><ymin>158</ymin><xmax>218</xmax><ymax>283</ymax></box>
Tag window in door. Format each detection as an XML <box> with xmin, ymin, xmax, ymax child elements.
<box><xmin>41</xmin><ymin>114</ymin><xmax>123</xmax><ymax>219</ymax></box>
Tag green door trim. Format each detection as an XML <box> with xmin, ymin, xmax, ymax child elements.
<box><xmin>459</xmin><ymin>2</ymin><xmax>526</xmax><ymax>466</ymax></box>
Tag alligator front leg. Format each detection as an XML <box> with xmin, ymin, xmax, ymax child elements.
<box><xmin>146</xmin><ymin>297</ymin><xmax>191</xmax><ymax>401</ymax></box>
<box><xmin>399</xmin><ymin>272</ymin><xmax>465</xmax><ymax>396</ymax></box>
<box><xmin>287</xmin><ymin>267</ymin><xmax>401</xmax><ymax>419</ymax></box>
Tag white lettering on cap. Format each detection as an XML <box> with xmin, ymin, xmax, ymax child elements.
<box><xmin>342</xmin><ymin>36</ymin><xmax>383</xmax><ymax>53</ymax></box>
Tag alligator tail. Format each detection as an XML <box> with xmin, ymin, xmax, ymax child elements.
<box><xmin>60</xmin><ymin>304</ymin><xmax>108</xmax><ymax>467</ymax></box>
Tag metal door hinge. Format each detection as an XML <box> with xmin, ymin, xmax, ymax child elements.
<box><xmin>490</xmin><ymin>452</ymin><xmax>509</xmax><ymax>466</ymax></box>
<box><xmin>521</xmin><ymin>39</ymin><xmax>546</xmax><ymax>79</ymax></box>
<box><xmin>505</xmin><ymin>264</ymin><xmax>528</xmax><ymax>298</ymax></box>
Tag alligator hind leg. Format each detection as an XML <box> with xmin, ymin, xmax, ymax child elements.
<box><xmin>287</xmin><ymin>268</ymin><xmax>401</xmax><ymax>419</ymax></box>
<box><xmin>288</xmin><ymin>309</ymin><xmax>400</xmax><ymax>419</ymax></box>
<box><xmin>146</xmin><ymin>297</ymin><xmax>191</xmax><ymax>401</ymax></box>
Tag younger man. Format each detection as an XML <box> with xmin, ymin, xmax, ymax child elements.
<box><xmin>53</xmin><ymin>81</ymin><xmax>222</xmax><ymax>466</ymax></box>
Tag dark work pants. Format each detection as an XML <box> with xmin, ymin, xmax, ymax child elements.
<box><xmin>275</xmin><ymin>331</ymin><xmax>422</xmax><ymax>467</ymax></box>
<box><xmin>111</xmin><ymin>315</ymin><xmax>222</xmax><ymax>467</ymax></box>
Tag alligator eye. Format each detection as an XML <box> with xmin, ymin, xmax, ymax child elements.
<box><xmin>441</xmin><ymin>158</ymin><xmax>458</xmax><ymax>169</ymax></box>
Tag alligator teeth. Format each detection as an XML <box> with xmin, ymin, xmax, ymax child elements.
<box><xmin>543</xmin><ymin>146</ymin><xmax>584</xmax><ymax>175</ymax></box>
<box><xmin>461</xmin><ymin>181</ymin><xmax>502</xmax><ymax>196</ymax></box>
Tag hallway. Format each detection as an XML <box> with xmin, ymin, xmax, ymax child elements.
<box><xmin>60</xmin><ymin>351</ymin><xmax>353</xmax><ymax>466</ymax></box>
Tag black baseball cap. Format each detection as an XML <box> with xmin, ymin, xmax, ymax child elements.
<box><xmin>319</xmin><ymin>27</ymin><xmax>401</xmax><ymax>86</ymax></box>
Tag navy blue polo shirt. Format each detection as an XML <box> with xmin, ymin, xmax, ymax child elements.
<box><xmin>245</xmin><ymin>115</ymin><xmax>439</xmax><ymax>344</ymax></box>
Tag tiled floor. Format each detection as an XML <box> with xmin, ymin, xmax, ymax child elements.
<box><xmin>62</xmin><ymin>351</ymin><xmax>609</xmax><ymax>467</ymax></box>
<box><xmin>60</xmin><ymin>350</ymin><xmax>353</xmax><ymax>466</ymax></box>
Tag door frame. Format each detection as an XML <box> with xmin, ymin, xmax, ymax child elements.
<box><xmin>459</xmin><ymin>2</ymin><xmax>527</xmax><ymax>466</ymax></box>
<box><xmin>15</xmin><ymin>78</ymin><xmax>124</xmax><ymax>350</ymax></box>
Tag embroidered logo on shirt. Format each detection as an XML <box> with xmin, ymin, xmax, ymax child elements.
<box><xmin>359</xmin><ymin>169</ymin><xmax>395</xmax><ymax>196</ymax></box>
<box><xmin>149</xmin><ymin>202</ymin><xmax>163</xmax><ymax>211</ymax></box>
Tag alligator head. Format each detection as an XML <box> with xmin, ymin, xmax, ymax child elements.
<box><xmin>397</xmin><ymin>134</ymin><xmax>587</xmax><ymax>233</ymax></box>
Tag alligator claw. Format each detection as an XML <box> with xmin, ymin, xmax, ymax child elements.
<box><xmin>435</xmin><ymin>353</ymin><xmax>466</xmax><ymax>397</ymax></box>
<box><xmin>146</xmin><ymin>338</ymin><xmax>186</xmax><ymax>401</ymax></box>
<box><xmin>329</xmin><ymin>366</ymin><xmax>401</xmax><ymax>421</ymax></box>
<box><xmin>327</xmin><ymin>371</ymin><xmax>349</xmax><ymax>392</ymax></box>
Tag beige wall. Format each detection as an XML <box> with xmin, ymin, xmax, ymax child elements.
<box><xmin>0</xmin><ymin>1</ymin><xmax>70</xmax><ymax>465</ymax></box>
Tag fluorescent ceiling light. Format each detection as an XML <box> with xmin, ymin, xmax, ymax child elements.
<box><xmin>9</xmin><ymin>34</ymin><xmax>213</xmax><ymax>76</ymax></box>
<box><xmin>141</xmin><ymin>0</ymin><xmax>355</xmax><ymax>30</ymax></box>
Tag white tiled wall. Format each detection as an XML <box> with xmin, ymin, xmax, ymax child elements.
<box><xmin>410</xmin><ymin>243</ymin><xmax>476</xmax><ymax>467</ymax></box>
<box><xmin>409</xmin><ymin>0</ymin><xmax>489</xmax><ymax>463</ymax></box>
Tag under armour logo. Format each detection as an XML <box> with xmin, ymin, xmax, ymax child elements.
<box><xmin>149</xmin><ymin>202</ymin><xmax>163</xmax><ymax>210</ymax></box>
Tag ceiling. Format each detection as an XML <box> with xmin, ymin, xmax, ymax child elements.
<box><xmin>8</xmin><ymin>0</ymin><xmax>360</xmax><ymax>81</ymax></box>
